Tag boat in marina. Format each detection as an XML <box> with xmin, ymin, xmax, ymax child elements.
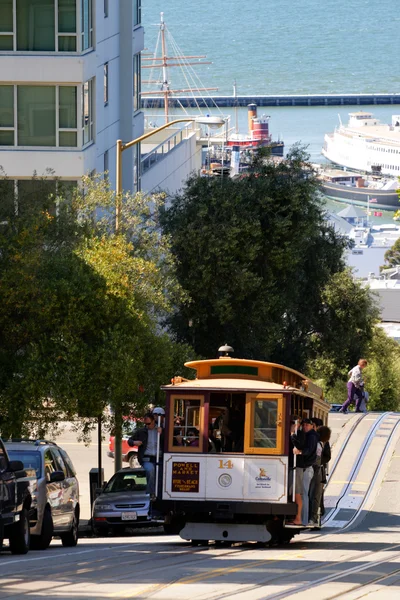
<box><xmin>317</xmin><ymin>167</ymin><xmax>399</xmax><ymax>209</ymax></box>
<box><xmin>322</xmin><ymin>111</ymin><xmax>400</xmax><ymax>177</ymax></box>
<box><xmin>226</xmin><ymin>103</ymin><xmax>284</xmax><ymax>156</ymax></box>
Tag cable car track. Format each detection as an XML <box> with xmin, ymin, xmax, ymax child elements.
<box><xmin>322</xmin><ymin>411</ymin><xmax>399</xmax><ymax>529</ymax></box>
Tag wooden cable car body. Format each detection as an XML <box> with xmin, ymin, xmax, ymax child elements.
<box><xmin>159</xmin><ymin>355</ymin><xmax>329</xmax><ymax>543</ymax></box>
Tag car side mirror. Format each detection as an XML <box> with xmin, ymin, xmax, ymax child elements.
<box><xmin>9</xmin><ymin>460</ymin><xmax>24</xmax><ymax>472</ymax></box>
<box><xmin>48</xmin><ymin>470</ymin><xmax>65</xmax><ymax>483</ymax></box>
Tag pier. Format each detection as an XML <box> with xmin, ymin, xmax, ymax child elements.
<box><xmin>142</xmin><ymin>93</ymin><xmax>400</xmax><ymax>109</ymax></box>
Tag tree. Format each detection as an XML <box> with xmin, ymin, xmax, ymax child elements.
<box><xmin>382</xmin><ymin>237</ymin><xmax>400</xmax><ymax>270</ymax></box>
<box><xmin>308</xmin><ymin>269</ymin><xmax>380</xmax><ymax>386</ymax></box>
<box><xmin>365</xmin><ymin>327</ymin><xmax>400</xmax><ymax>411</ymax></box>
<box><xmin>160</xmin><ymin>146</ymin><xmax>349</xmax><ymax>371</ymax></box>
<box><xmin>0</xmin><ymin>174</ymin><xmax>188</xmax><ymax>439</ymax></box>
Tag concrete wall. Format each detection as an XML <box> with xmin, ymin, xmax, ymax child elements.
<box><xmin>141</xmin><ymin>134</ymin><xmax>201</xmax><ymax>197</ymax></box>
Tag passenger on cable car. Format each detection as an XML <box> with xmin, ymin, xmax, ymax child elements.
<box><xmin>318</xmin><ymin>425</ymin><xmax>332</xmax><ymax>520</ymax></box>
<box><xmin>186</xmin><ymin>429</ymin><xmax>199</xmax><ymax>447</ymax></box>
<box><xmin>173</xmin><ymin>427</ymin><xmax>184</xmax><ymax>446</ymax></box>
<box><xmin>308</xmin><ymin>418</ymin><xmax>323</xmax><ymax>528</ymax></box>
<box><xmin>208</xmin><ymin>425</ymin><xmax>220</xmax><ymax>453</ymax></box>
<box><xmin>289</xmin><ymin>418</ymin><xmax>318</xmax><ymax>526</ymax></box>
<box><xmin>213</xmin><ymin>404</ymin><xmax>244</xmax><ymax>452</ymax></box>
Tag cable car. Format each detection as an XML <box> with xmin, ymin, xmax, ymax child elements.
<box><xmin>158</xmin><ymin>347</ymin><xmax>329</xmax><ymax>544</ymax></box>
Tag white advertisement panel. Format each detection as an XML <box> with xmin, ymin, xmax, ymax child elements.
<box><xmin>163</xmin><ymin>453</ymin><xmax>288</xmax><ymax>503</ymax></box>
<box><xmin>244</xmin><ymin>457</ymin><xmax>288</xmax><ymax>502</ymax></box>
<box><xmin>205</xmin><ymin>456</ymin><xmax>244</xmax><ymax>500</ymax></box>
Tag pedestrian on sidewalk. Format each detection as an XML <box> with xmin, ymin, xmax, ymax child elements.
<box><xmin>339</xmin><ymin>359</ymin><xmax>368</xmax><ymax>414</ymax></box>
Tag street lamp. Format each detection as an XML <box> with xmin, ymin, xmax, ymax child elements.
<box><xmin>115</xmin><ymin>115</ymin><xmax>226</xmax><ymax>231</ymax></box>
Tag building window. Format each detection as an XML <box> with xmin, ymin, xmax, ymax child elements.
<box><xmin>0</xmin><ymin>85</ymin><xmax>15</xmax><ymax>145</ymax></box>
<box><xmin>0</xmin><ymin>0</ymin><xmax>77</xmax><ymax>53</ymax></box>
<box><xmin>0</xmin><ymin>178</ymin><xmax>77</xmax><ymax>220</ymax></box>
<box><xmin>104</xmin><ymin>63</ymin><xmax>109</xmax><ymax>105</ymax></box>
<box><xmin>133</xmin><ymin>53</ymin><xmax>141</xmax><ymax>112</ymax></box>
<box><xmin>134</xmin><ymin>0</ymin><xmax>141</xmax><ymax>27</ymax></box>
<box><xmin>81</xmin><ymin>0</ymin><xmax>93</xmax><ymax>51</ymax></box>
<box><xmin>0</xmin><ymin>84</ymin><xmax>78</xmax><ymax>147</ymax></box>
<box><xmin>82</xmin><ymin>79</ymin><xmax>94</xmax><ymax>145</ymax></box>
<box><xmin>104</xmin><ymin>0</ymin><xmax>108</xmax><ymax>18</ymax></box>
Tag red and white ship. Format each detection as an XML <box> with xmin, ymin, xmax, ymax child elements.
<box><xmin>227</xmin><ymin>103</ymin><xmax>284</xmax><ymax>156</ymax></box>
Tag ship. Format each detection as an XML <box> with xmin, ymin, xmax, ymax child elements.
<box><xmin>226</xmin><ymin>103</ymin><xmax>284</xmax><ymax>156</ymax></box>
<box><xmin>322</xmin><ymin>111</ymin><xmax>400</xmax><ymax>177</ymax></box>
<box><xmin>317</xmin><ymin>167</ymin><xmax>399</xmax><ymax>210</ymax></box>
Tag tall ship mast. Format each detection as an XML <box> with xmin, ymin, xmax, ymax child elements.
<box><xmin>141</xmin><ymin>12</ymin><xmax>219</xmax><ymax>123</ymax></box>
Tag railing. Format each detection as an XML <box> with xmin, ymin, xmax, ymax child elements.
<box><xmin>141</xmin><ymin>123</ymin><xmax>194</xmax><ymax>174</ymax></box>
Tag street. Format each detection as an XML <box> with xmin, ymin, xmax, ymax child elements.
<box><xmin>1</xmin><ymin>417</ymin><xmax>400</xmax><ymax>599</ymax></box>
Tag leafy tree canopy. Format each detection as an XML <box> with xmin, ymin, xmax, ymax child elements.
<box><xmin>308</xmin><ymin>269</ymin><xmax>380</xmax><ymax>386</ymax></box>
<box><xmin>382</xmin><ymin>237</ymin><xmax>400</xmax><ymax>270</ymax></box>
<box><xmin>0</xmin><ymin>175</ymin><xmax>189</xmax><ymax>439</ymax></box>
<box><xmin>160</xmin><ymin>146</ymin><xmax>356</xmax><ymax>371</ymax></box>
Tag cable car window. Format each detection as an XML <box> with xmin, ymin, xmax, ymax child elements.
<box><xmin>169</xmin><ymin>396</ymin><xmax>204</xmax><ymax>452</ymax></box>
<box><xmin>253</xmin><ymin>400</ymin><xmax>278</xmax><ymax>448</ymax></box>
<box><xmin>245</xmin><ymin>394</ymin><xmax>284</xmax><ymax>455</ymax></box>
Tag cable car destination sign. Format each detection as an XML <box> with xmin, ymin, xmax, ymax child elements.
<box><xmin>171</xmin><ymin>461</ymin><xmax>200</xmax><ymax>493</ymax></box>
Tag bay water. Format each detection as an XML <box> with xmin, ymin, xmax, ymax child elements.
<box><xmin>142</xmin><ymin>1</ymin><xmax>400</xmax><ymax>221</ymax></box>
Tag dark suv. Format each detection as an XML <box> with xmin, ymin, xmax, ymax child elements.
<box><xmin>6</xmin><ymin>440</ymin><xmax>79</xmax><ymax>550</ymax></box>
<box><xmin>0</xmin><ymin>438</ymin><xmax>32</xmax><ymax>554</ymax></box>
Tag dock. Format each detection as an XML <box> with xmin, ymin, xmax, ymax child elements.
<box><xmin>142</xmin><ymin>94</ymin><xmax>400</xmax><ymax>109</ymax></box>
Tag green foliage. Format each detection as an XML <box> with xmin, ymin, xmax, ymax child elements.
<box><xmin>0</xmin><ymin>174</ymin><xmax>186</xmax><ymax>438</ymax></box>
<box><xmin>160</xmin><ymin>146</ymin><xmax>350</xmax><ymax>370</ymax></box>
<box><xmin>308</xmin><ymin>270</ymin><xmax>380</xmax><ymax>386</ymax></box>
<box><xmin>382</xmin><ymin>237</ymin><xmax>400</xmax><ymax>270</ymax></box>
<box><xmin>364</xmin><ymin>327</ymin><xmax>400</xmax><ymax>411</ymax></box>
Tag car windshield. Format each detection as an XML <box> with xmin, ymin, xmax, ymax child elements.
<box><xmin>104</xmin><ymin>472</ymin><xmax>147</xmax><ymax>493</ymax></box>
<box><xmin>6</xmin><ymin>449</ymin><xmax>41</xmax><ymax>477</ymax></box>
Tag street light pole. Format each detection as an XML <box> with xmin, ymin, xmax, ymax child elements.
<box><xmin>112</xmin><ymin>115</ymin><xmax>225</xmax><ymax>472</ymax></box>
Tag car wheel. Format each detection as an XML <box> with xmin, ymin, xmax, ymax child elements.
<box><xmin>30</xmin><ymin>507</ymin><xmax>53</xmax><ymax>550</ymax></box>
<box><xmin>128</xmin><ymin>454</ymin><xmax>139</xmax><ymax>468</ymax></box>
<box><xmin>9</xmin><ymin>508</ymin><xmax>30</xmax><ymax>555</ymax></box>
<box><xmin>61</xmin><ymin>511</ymin><xmax>79</xmax><ymax>547</ymax></box>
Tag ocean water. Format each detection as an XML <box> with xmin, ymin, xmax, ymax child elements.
<box><xmin>143</xmin><ymin>0</ymin><xmax>400</xmax><ymax>96</ymax></box>
<box><xmin>142</xmin><ymin>2</ymin><xmax>400</xmax><ymax>222</ymax></box>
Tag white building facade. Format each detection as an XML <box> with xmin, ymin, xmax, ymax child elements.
<box><xmin>0</xmin><ymin>0</ymin><xmax>143</xmax><ymax>195</ymax></box>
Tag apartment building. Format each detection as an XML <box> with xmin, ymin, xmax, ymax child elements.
<box><xmin>0</xmin><ymin>0</ymin><xmax>143</xmax><ymax>198</ymax></box>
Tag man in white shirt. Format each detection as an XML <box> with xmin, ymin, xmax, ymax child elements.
<box><xmin>339</xmin><ymin>359</ymin><xmax>368</xmax><ymax>414</ymax></box>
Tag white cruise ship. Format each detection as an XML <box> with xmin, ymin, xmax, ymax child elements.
<box><xmin>322</xmin><ymin>112</ymin><xmax>400</xmax><ymax>176</ymax></box>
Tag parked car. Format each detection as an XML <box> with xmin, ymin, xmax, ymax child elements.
<box><xmin>5</xmin><ymin>440</ymin><xmax>80</xmax><ymax>549</ymax></box>
<box><xmin>0</xmin><ymin>437</ymin><xmax>32</xmax><ymax>554</ymax></box>
<box><xmin>108</xmin><ymin>419</ymin><xmax>140</xmax><ymax>468</ymax></box>
<box><xmin>92</xmin><ymin>467</ymin><xmax>152</xmax><ymax>536</ymax></box>
<box><xmin>329</xmin><ymin>404</ymin><xmax>343</xmax><ymax>412</ymax></box>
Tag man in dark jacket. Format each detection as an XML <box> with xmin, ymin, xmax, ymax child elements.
<box><xmin>290</xmin><ymin>418</ymin><xmax>318</xmax><ymax>526</ymax></box>
<box><xmin>128</xmin><ymin>413</ymin><xmax>164</xmax><ymax>497</ymax></box>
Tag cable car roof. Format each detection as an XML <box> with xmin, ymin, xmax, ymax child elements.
<box><xmin>162</xmin><ymin>357</ymin><xmax>324</xmax><ymax>400</ymax></box>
